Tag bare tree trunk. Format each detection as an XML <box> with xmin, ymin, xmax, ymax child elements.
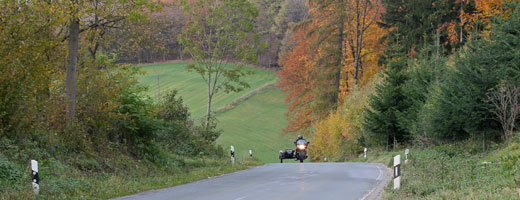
<box><xmin>205</xmin><ymin>92</ymin><xmax>213</xmax><ymax>129</ymax></box>
<box><xmin>488</xmin><ymin>82</ymin><xmax>520</xmax><ymax>143</ymax></box>
<box><xmin>482</xmin><ymin>132</ymin><xmax>486</xmax><ymax>152</ymax></box>
<box><xmin>66</xmin><ymin>17</ymin><xmax>80</xmax><ymax>119</ymax></box>
<box><xmin>353</xmin><ymin>0</ymin><xmax>361</xmax><ymax>85</ymax></box>
<box><xmin>393</xmin><ymin>135</ymin><xmax>397</xmax><ymax>152</ymax></box>
<box><xmin>460</xmin><ymin>0</ymin><xmax>464</xmax><ymax>43</ymax></box>
<box><xmin>333</xmin><ymin>0</ymin><xmax>345</xmax><ymax>107</ymax></box>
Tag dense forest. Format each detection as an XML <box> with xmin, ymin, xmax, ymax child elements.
<box><xmin>277</xmin><ymin>0</ymin><xmax>520</xmax><ymax>161</ymax></box>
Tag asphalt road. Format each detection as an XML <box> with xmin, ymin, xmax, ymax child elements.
<box><xmin>114</xmin><ymin>163</ymin><xmax>390</xmax><ymax>200</ymax></box>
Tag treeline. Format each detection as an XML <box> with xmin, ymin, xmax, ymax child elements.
<box><xmin>101</xmin><ymin>0</ymin><xmax>308</xmax><ymax>66</ymax></box>
<box><xmin>278</xmin><ymin>0</ymin><xmax>520</xmax><ymax>160</ymax></box>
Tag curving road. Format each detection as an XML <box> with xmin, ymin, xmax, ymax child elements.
<box><xmin>114</xmin><ymin>163</ymin><xmax>390</xmax><ymax>200</ymax></box>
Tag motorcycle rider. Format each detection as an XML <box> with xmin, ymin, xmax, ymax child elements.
<box><xmin>294</xmin><ymin>135</ymin><xmax>309</xmax><ymax>161</ymax></box>
<box><xmin>294</xmin><ymin>134</ymin><xmax>307</xmax><ymax>145</ymax></box>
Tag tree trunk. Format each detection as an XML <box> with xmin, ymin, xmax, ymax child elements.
<box><xmin>205</xmin><ymin>94</ymin><xmax>213</xmax><ymax>130</ymax></box>
<box><xmin>334</xmin><ymin>1</ymin><xmax>345</xmax><ymax>107</ymax></box>
<box><xmin>66</xmin><ymin>17</ymin><xmax>80</xmax><ymax>119</ymax></box>
<box><xmin>393</xmin><ymin>134</ymin><xmax>397</xmax><ymax>152</ymax></box>
<box><xmin>482</xmin><ymin>132</ymin><xmax>486</xmax><ymax>152</ymax></box>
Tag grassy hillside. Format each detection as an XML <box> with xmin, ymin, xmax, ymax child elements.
<box><xmin>138</xmin><ymin>62</ymin><xmax>277</xmax><ymax>118</ymax></box>
<box><xmin>137</xmin><ymin>62</ymin><xmax>295</xmax><ymax>163</ymax></box>
<box><xmin>215</xmin><ymin>87</ymin><xmax>298</xmax><ymax>163</ymax></box>
<box><xmin>350</xmin><ymin>139</ymin><xmax>520</xmax><ymax>199</ymax></box>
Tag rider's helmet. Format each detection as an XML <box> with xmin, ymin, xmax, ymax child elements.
<box><xmin>297</xmin><ymin>135</ymin><xmax>303</xmax><ymax>139</ymax></box>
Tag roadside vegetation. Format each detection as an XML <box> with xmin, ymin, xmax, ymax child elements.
<box><xmin>351</xmin><ymin>136</ymin><xmax>520</xmax><ymax>199</ymax></box>
<box><xmin>1</xmin><ymin>0</ymin><xmax>283</xmax><ymax>199</ymax></box>
<box><xmin>0</xmin><ymin>151</ymin><xmax>261</xmax><ymax>199</ymax></box>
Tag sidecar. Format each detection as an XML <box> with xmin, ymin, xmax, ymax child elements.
<box><xmin>279</xmin><ymin>149</ymin><xmax>295</xmax><ymax>163</ymax></box>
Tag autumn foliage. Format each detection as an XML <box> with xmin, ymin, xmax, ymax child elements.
<box><xmin>278</xmin><ymin>27</ymin><xmax>316</xmax><ymax>136</ymax></box>
<box><xmin>278</xmin><ymin>0</ymin><xmax>386</xmax><ymax>158</ymax></box>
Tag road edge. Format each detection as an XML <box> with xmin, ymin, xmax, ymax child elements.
<box><xmin>111</xmin><ymin>164</ymin><xmax>267</xmax><ymax>200</ymax></box>
<box><xmin>361</xmin><ymin>163</ymin><xmax>391</xmax><ymax>200</ymax></box>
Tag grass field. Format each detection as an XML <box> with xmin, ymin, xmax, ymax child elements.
<box><xmin>138</xmin><ymin>62</ymin><xmax>277</xmax><ymax>118</ymax></box>
<box><xmin>137</xmin><ymin>62</ymin><xmax>296</xmax><ymax>163</ymax></box>
<box><xmin>215</xmin><ymin>88</ymin><xmax>299</xmax><ymax>163</ymax></box>
<box><xmin>350</xmin><ymin>139</ymin><xmax>520</xmax><ymax>199</ymax></box>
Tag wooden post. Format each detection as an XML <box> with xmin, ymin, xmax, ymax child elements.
<box><xmin>230</xmin><ymin>146</ymin><xmax>235</xmax><ymax>164</ymax></box>
<box><xmin>393</xmin><ymin>155</ymin><xmax>401</xmax><ymax>189</ymax></box>
<box><xmin>31</xmin><ymin>160</ymin><xmax>39</xmax><ymax>194</ymax></box>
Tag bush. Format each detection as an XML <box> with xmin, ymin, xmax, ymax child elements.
<box><xmin>0</xmin><ymin>158</ymin><xmax>22</xmax><ymax>183</ymax></box>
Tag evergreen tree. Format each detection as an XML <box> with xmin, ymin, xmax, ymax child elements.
<box><xmin>363</xmin><ymin>52</ymin><xmax>412</xmax><ymax>150</ymax></box>
<box><xmin>427</xmin><ymin>2</ymin><xmax>520</xmax><ymax>142</ymax></box>
<box><xmin>400</xmin><ymin>43</ymin><xmax>448</xmax><ymax>136</ymax></box>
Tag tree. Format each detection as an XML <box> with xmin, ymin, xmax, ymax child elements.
<box><xmin>363</xmin><ymin>52</ymin><xmax>411</xmax><ymax>151</ymax></box>
<box><xmin>278</xmin><ymin>27</ymin><xmax>316</xmax><ymax>135</ymax></box>
<box><xmin>278</xmin><ymin>0</ymin><xmax>386</xmax><ymax>136</ymax></box>
<box><xmin>488</xmin><ymin>81</ymin><xmax>520</xmax><ymax>142</ymax></box>
<box><xmin>64</xmin><ymin>0</ymin><xmax>158</xmax><ymax>119</ymax></box>
<box><xmin>348</xmin><ymin>0</ymin><xmax>384</xmax><ymax>86</ymax></box>
<box><xmin>306</xmin><ymin>0</ymin><xmax>346</xmax><ymax>116</ymax></box>
<box><xmin>0</xmin><ymin>1</ymin><xmax>66</xmax><ymax>136</ymax></box>
<box><xmin>179</xmin><ymin>0</ymin><xmax>262</xmax><ymax>129</ymax></box>
<box><xmin>378</xmin><ymin>0</ymin><xmax>471</xmax><ymax>57</ymax></box>
<box><xmin>426</xmin><ymin>2</ymin><xmax>520</xmax><ymax>143</ymax></box>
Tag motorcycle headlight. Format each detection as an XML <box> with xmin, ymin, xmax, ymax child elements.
<box><xmin>297</xmin><ymin>144</ymin><xmax>306</xmax><ymax>150</ymax></box>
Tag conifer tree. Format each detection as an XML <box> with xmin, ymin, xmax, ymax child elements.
<box><xmin>428</xmin><ymin>2</ymin><xmax>520</xmax><ymax>142</ymax></box>
<box><xmin>363</xmin><ymin>51</ymin><xmax>411</xmax><ymax>150</ymax></box>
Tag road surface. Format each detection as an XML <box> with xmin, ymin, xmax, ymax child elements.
<box><xmin>114</xmin><ymin>163</ymin><xmax>390</xmax><ymax>200</ymax></box>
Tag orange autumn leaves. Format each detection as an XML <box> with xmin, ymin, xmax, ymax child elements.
<box><xmin>441</xmin><ymin>0</ymin><xmax>515</xmax><ymax>45</ymax></box>
<box><xmin>278</xmin><ymin>27</ymin><xmax>315</xmax><ymax>136</ymax></box>
<box><xmin>278</xmin><ymin>0</ymin><xmax>386</xmax><ymax>142</ymax></box>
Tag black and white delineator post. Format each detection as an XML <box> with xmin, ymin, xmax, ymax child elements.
<box><xmin>405</xmin><ymin>149</ymin><xmax>409</xmax><ymax>164</ymax></box>
<box><xmin>249</xmin><ymin>149</ymin><xmax>253</xmax><ymax>157</ymax></box>
<box><xmin>364</xmin><ymin>148</ymin><xmax>367</xmax><ymax>158</ymax></box>
<box><xmin>393</xmin><ymin>155</ymin><xmax>401</xmax><ymax>189</ymax></box>
<box><xmin>31</xmin><ymin>160</ymin><xmax>39</xmax><ymax>194</ymax></box>
<box><xmin>230</xmin><ymin>145</ymin><xmax>235</xmax><ymax>164</ymax></box>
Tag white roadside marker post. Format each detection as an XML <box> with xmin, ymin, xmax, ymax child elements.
<box><xmin>31</xmin><ymin>160</ymin><xmax>39</xmax><ymax>195</ymax></box>
<box><xmin>230</xmin><ymin>146</ymin><xmax>235</xmax><ymax>164</ymax></box>
<box><xmin>393</xmin><ymin>155</ymin><xmax>401</xmax><ymax>189</ymax></box>
<box><xmin>405</xmin><ymin>149</ymin><xmax>409</xmax><ymax>164</ymax></box>
<box><xmin>364</xmin><ymin>148</ymin><xmax>367</xmax><ymax>158</ymax></box>
<box><xmin>249</xmin><ymin>149</ymin><xmax>253</xmax><ymax>157</ymax></box>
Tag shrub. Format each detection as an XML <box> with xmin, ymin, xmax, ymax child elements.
<box><xmin>0</xmin><ymin>158</ymin><xmax>22</xmax><ymax>183</ymax></box>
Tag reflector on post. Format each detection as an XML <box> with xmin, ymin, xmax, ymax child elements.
<box><xmin>393</xmin><ymin>155</ymin><xmax>401</xmax><ymax>189</ymax></box>
<box><xmin>31</xmin><ymin>160</ymin><xmax>39</xmax><ymax>194</ymax></box>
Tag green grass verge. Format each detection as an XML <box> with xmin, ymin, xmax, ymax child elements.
<box><xmin>215</xmin><ymin>87</ymin><xmax>298</xmax><ymax>163</ymax></box>
<box><xmin>350</xmin><ymin>139</ymin><xmax>520</xmax><ymax>199</ymax></box>
<box><xmin>0</xmin><ymin>155</ymin><xmax>262</xmax><ymax>199</ymax></box>
<box><xmin>137</xmin><ymin>62</ymin><xmax>277</xmax><ymax>118</ymax></box>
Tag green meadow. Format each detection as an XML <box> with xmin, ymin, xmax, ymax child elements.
<box><xmin>137</xmin><ymin>62</ymin><xmax>296</xmax><ymax>163</ymax></box>
<box><xmin>138</xmin><ymin>62</ymin><xmax>277</xmax><ymax>118</ymax></box>
<box><xmin>215</xmin><ymin>88</ymin><xmax>298</xmax><ymax>163</ymax></box>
